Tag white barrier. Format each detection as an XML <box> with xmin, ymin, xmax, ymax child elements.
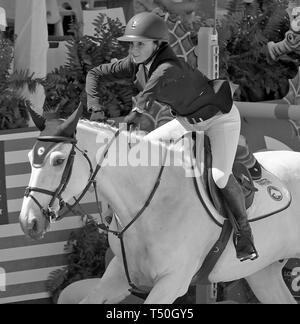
<box><xmin>0</xmin><ymin>6</ymin><xmax>7</xmax><ymax>31</ymax></box>
<box><xmin>236</xmin><ymin>101</ymin><xmax>300</xmax><ymax>121</ymax></box>
<box><xmin>0</xmin><ymin>268</ymin><xmax>6</xmax><ymax>292</ymax></box>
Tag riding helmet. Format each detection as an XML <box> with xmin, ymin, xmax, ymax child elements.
<box><xmin>117</xmin><ymin>12</ymin><xmax>169</xmax><ymax>42</ymax></box>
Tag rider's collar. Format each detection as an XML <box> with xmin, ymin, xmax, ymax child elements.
<box><xmin>142</xmin><ymin>42</ymin><xmax>164</xmax><ymax>66</ymax></box>
<box><xmin>145</xmin><ymin>59</ymin><xmax>154</xmax><ymax>72</ymax></box>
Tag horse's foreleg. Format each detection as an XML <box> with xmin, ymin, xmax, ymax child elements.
<box><xmin>246</xmin><ymin>260</ymin><xmax>296</xmax><ymax>304</ymax></box>
<box><xmin>144</xmin><ymin>273</ymin><xmax>191</xmax><ymax>304</ymax></box>
<box><xmin>79</xmin><ymin>256</ymin><xmax>131</xmax><ymax>304</ymax></box>
<box><xmin>58</xmin><ymin>278</ymin><xmax>100</xmax><ymax>304</ymax></box>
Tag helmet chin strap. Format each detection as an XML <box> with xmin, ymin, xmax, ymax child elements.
<box><xmin>142</xmin><ymin>42</ymin><xmax>168</xmax><ymax>66</ymax></box>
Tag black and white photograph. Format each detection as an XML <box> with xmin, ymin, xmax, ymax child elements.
<box><xmin>0</xmin><ymin>0</ymin><xmax>300</xmax><ymax>309</ymax></box>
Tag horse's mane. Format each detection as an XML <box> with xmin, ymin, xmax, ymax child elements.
<box><xmin>79</xmin><ymin>119</ymin><xmax>113</xmax><ymax>131</ymax></box>
<box><xmin>78</xmin><ymin>119</ymin><xmax>183</xmax><ymax>154</ymax></box>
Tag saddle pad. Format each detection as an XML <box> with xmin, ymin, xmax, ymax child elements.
<box><xmin>247</xmin><ymin>167</ymin><xmax>291</xmax><ymax>221</ymax></box>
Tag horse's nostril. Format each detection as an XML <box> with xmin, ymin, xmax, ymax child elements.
<box><xmin>29</xmin><ymin>218</ymin><xmax>38</xmax><ymax>233</ymax></box>
<box><xmin>32</xmin><ymin>219</ymin><xmax>38</xmax><ymax>232</ymax></box>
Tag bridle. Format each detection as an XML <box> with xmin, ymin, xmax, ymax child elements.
<box><xmin>24</xmin><ymin>127</ymin><xmax>167</xmax><ymax>298</ymax></box>
<box><xmin>25</xmin><ymin>137</ymin><xmax>77</xmax><ymax>223</ymax></box>
<box><xmin>24</xmin><ymin>130</ymin><xmax>121</xmax><ymax>224</ymax></box>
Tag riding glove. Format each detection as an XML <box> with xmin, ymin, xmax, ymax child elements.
<box><xmin>90</xmin><ymin>110</ymin><xmax>106</xmax><ymax>122</ymax></box>
<box><xmin>124</xmin><ymin>110</ymin><xmax>142</xmax><ymax>126</ymax></box>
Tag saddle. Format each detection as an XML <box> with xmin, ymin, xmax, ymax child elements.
<box><xmin>202</xmin><ymin>134</ymin><xmax>259</xmax><ymax>216</ymax></box>
<box><xmin>193</xmin><ymin>134</ymin><xmax>291</xmax><ymax>222</ymax></box>
<box><xmin>190</xmin><ymin>133</ymin><xmax>291</xmax><ymax>284</ymax></box>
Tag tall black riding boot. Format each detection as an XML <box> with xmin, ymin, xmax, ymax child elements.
<box><xmin>220</xmin><ymin>175</ymin><xmax>259</xmax><ymax>262</ymax></box>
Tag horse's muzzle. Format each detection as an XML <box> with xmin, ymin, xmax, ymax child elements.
<box><xmin>19</xmin><ymin>211</ymin><xmax>49</xmax><ymax>240</ymax></box>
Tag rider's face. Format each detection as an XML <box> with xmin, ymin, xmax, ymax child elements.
<box><xmin>129</xmin><ymin>40</ymin><xmax>157</xmax><ymax>64</ymax></box>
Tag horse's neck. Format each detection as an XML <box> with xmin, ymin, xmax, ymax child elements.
<box><xmin>102</xmin><ymin>138</ymin><xmax>169</xmax><ymax>224</ymax></box>
<box><xmin>76</xmin><ymin>123</ymin><xmax>220</xmax><ymax>261</ymax></box>
<box><xmin>77</xmin><ymin>123</ymin><xmax>169</xmax><ymax>223</ymax></box>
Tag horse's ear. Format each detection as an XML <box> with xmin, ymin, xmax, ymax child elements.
<box><xmin>27</xmin><ymin>105</ymin><xmax>46</xmax><ymax>131</ymax></box>
<box><xmin>60</xmin><ymin>102</ymin><xmax>83</xmax><ymax>137</ymax></box>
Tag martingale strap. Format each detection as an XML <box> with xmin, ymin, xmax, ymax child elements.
<box><xmin>34</xmin><ymin>126</ymin><xmax>167</xmax><ymax>297</ymax></box>
<box><xmin>113</xmin><ymin>151</ymin><xmax>167</xmax><ymax>296</ymax></box>
<box><xmin>90</xmin><ymin>150</ymin><xmax>168</xmax><ymax>298</ymax></box>
<box><xmin>66</xmin><ymin>141</ymin><xmax>168</xmax><ymax>298</ymax></box>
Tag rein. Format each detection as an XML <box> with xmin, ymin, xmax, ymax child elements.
<box><xmin>59</xmin><ymin>128</ymin><xmax>122</xmax><ymax>220</ymax></box>
<box><xmin>98</xmin><ymin>151</ymin><xmax>167</xmax><ymax>295</ymax></box>
<box><xmin>69</xmin><ymin>129</ymin><xmax>168</xmax><ymax>295</ymax></box>
<box><xmin>25</xmin><ymin>127</ymin><xmax>167</xmax><ymax>296</ymax></box>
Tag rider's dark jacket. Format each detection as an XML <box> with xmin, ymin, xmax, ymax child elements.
<box><xmin>86</xmin><ymin>44</ymin><xmax>232</xmax><ymax>118</ymax></box>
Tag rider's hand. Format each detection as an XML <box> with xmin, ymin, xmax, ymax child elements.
<box><xmin>123</xmin><ymin>110</ymin><xmax>142</xmax><ymax>127</ymax></box>
<box><xmin>90</xmin><ymin>110</ymin><xmax>106</xmax><ymax>122</ymax></box>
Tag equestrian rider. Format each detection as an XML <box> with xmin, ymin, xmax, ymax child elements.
<box><xmin>86</xmin><ymin>12</ymin><xmax>258</xmax><ymax>262</ymax></box>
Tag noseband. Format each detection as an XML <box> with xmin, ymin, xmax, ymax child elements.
<box><xmin>24</xmin><ymin>130</ymin><xmax>120</xmax><ymax>223</ymax></box>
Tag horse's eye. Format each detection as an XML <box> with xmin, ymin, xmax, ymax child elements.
<box><xmin>53</xmin><ymin>158</ymin><xmax>65</xmax><ymax>166</ymax></box>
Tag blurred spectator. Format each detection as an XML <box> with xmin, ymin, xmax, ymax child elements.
<box><xmin>107</xmin><ymin>0</ymin><xmax>134</xmax><ymax>22</ymax></box>
<box><xmin>133</xmin><ymin>0</ymin><xmax>196</xmax><ymax>28</ymax></box>
<box><xmin>133</xmin><ymin>0</ymin><xmax>161</xmax><ymax>13</ymax></box>
<box><xmin>134</xmin><ymin>0</ymin><xmax>196</xmax><ymax>15</ymax></box>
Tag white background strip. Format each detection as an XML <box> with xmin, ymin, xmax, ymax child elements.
<box><xmin>5</xmin><ymin>150</ymin><xmax>31</xmax><ymax>165</ymax></box>
<box><xmin>6</xmin><ymin>174</ymin><xmax>30</xmax><ymax>189</ymax></box>
<box><xmin>0</xmin><ymin>292</ymin><xmax>50</xmax><ymax>304</ymax></box>
<box><xmin>0</xmin><ymin>242</ymin><xmax>67</xmax><ymax>262</ymax></box>
<box><xmin>0</xmin><ymin>131</ymin><xmax>39</xmax><ymax>141</ymax></box>
<box><xmin>6</xmin><ymin>266</ymin><xmax>64</xmax><ymax>285</ymax></box>
<box><xmin>0</xmin><ymin>216</ymin><xmax>83</xmax><ymax>238</ymax></box>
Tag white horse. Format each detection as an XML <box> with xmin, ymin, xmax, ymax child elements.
<box><xmin>19</xmin><ymin>108</ymin><xmax>300</xmax><ymax>304</ymax></box>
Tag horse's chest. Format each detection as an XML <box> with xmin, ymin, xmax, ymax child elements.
<box><xmin>109</xmin><ymin>233</ymin><xmax>158</xmax><ymax>286</ymax></box>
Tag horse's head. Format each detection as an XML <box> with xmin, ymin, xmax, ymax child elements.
<box><xmin>19</xmin><ymin>104</ymin><xmax>86</xmax><ymax>240</ymax></box>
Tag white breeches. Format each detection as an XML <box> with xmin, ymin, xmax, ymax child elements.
<box><xmin>145</xmin><ymin>104</ymin><xmax>241</xmax><ymax>189</ymax></box>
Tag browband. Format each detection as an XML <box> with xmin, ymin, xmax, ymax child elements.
<box><xmin>37</xmin><ymin>136</ymin><xmax>77</xmax><ymax>144</ymax></box>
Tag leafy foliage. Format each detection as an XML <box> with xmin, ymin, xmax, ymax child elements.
<box><xmin>2</xmin><ymin>1</ymin><xmax>300</xmax><ymax>128</ymax></box>
<box><xmin>218</xmin><ymin>0</ymin><xmax>299</xmax><ymax>101</ymax></box>
<box><xmin>0</xmin><ymin>35</ymin><xmax>43</xmax><ymax>129</ymax></box>
<box><xmin>46</xmin><ymin>215</ymin><xmax>109</xmax><ymax>304</ymax></box>
<box><xmin>44</xmin><ymin>14</ymin><xmax>135</xmax><ymax>118</ymax></box>
<box><xmin>0</xmin><ymin>90</ymin><xmax>29</xmax><ymax>129</ymax></box>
